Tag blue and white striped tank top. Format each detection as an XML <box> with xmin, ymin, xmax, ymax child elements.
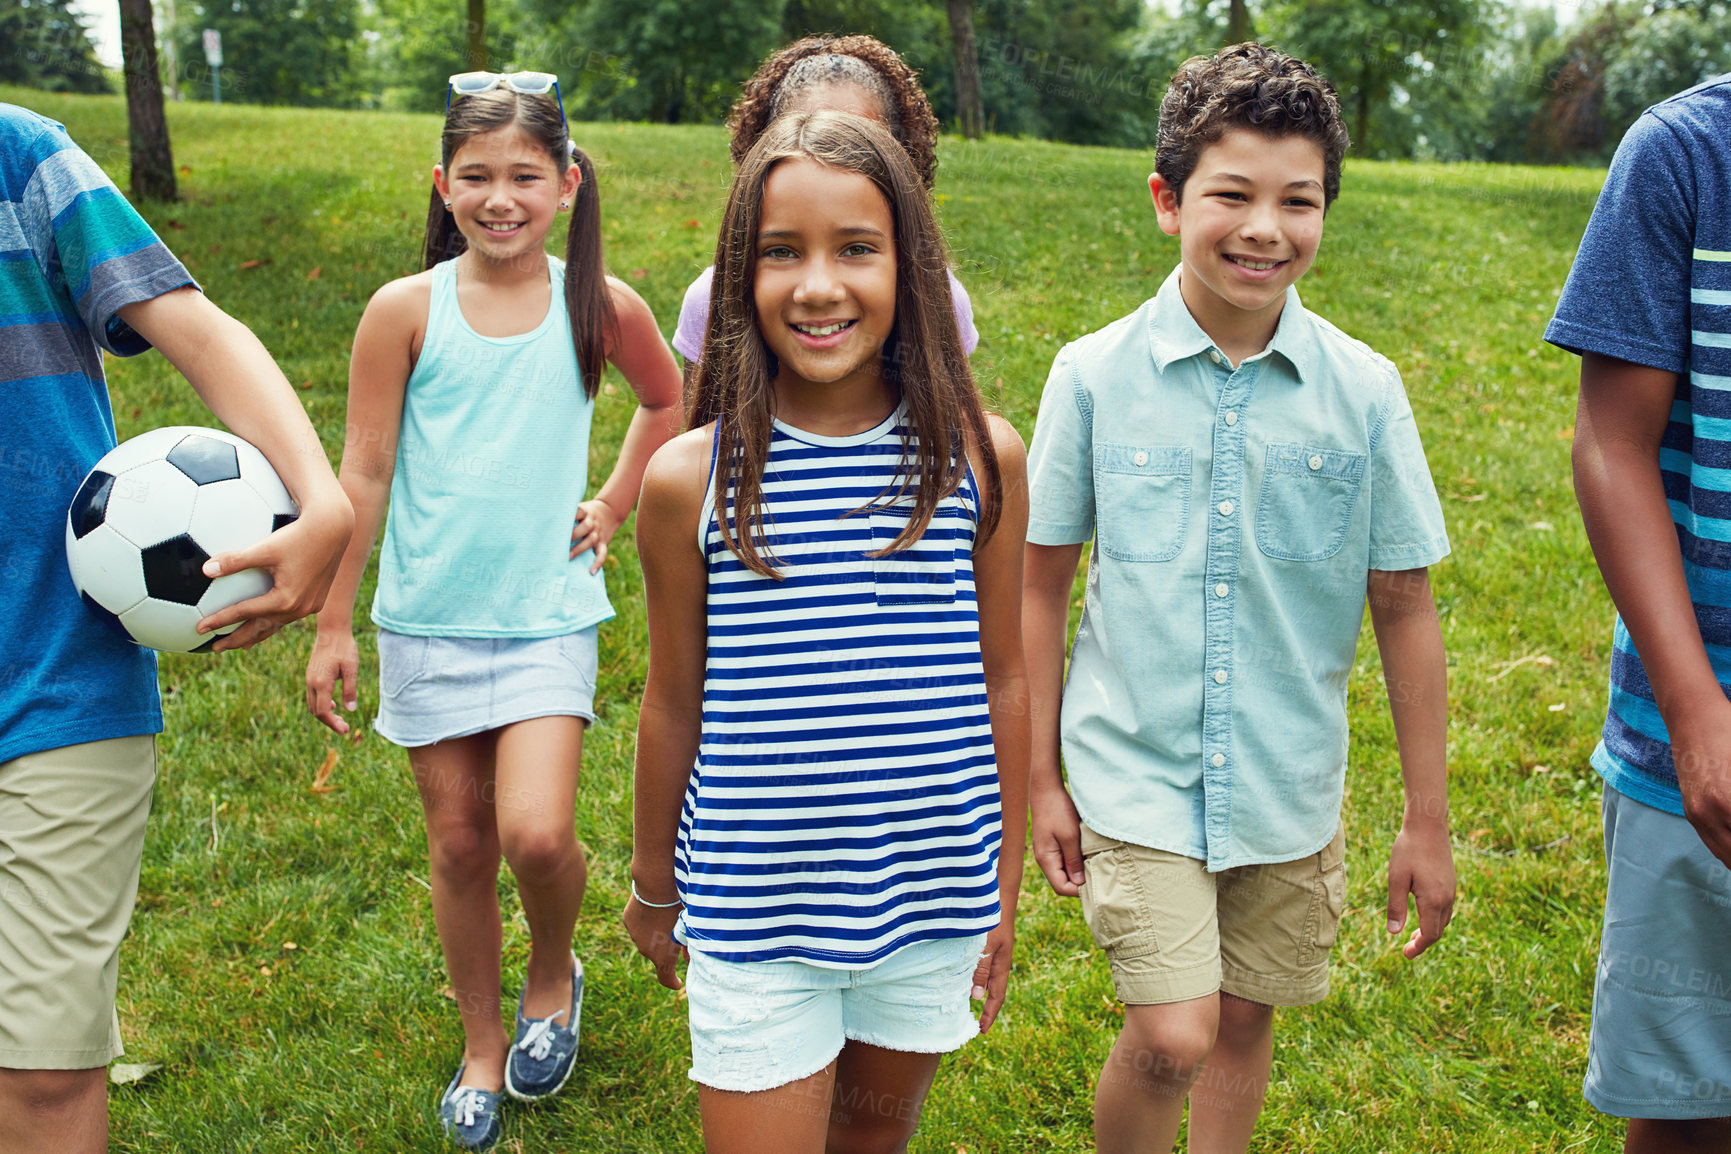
<box><xmin>673</xmin><ymin>405</ymin><xmax>1003</xmax><ymax>966</ymax></box>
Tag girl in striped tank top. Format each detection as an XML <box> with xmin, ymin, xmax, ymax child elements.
<box><xmin>627</xmin><ymin>110</ymin><xmax>1030</xmax><ymax>1150</ymax></box>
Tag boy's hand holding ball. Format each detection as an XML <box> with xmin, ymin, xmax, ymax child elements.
<box><xmin>197</xmin><ymin>495</ymin><xmax>352</xmax><ymax>652</ymax></box>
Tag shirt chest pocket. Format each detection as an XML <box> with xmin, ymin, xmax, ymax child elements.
<box><xmin>1255</xmin><ymin>442</ymin><xmax>1367</xmax><ymax>562</ymax></box>
<box><xmin>1093</xmin><ymin>443</ymin><xmax>1191</xmax><ymax>563</ymax></box>
<box><xmin>867</xmin><ymin>499</ymin><xmax>966</xmax><ymax>605</ymax></box>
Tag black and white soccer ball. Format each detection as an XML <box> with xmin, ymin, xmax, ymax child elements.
<box><xmin>65</xmin><ymin>427</ymin><xmax>299</xmax><ymax>652</ymax></box>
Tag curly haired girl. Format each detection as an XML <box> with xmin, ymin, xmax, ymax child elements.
<box><xmin>670</xmin><ymin>35</ymin><xmax>980</xmax><ymax>367</ymax></box>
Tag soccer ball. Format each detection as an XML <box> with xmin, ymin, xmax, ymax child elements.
<box><xmin>65</xmin><ymin>427</ymin><xmax>299</xmax><ymax>652</ymax></box>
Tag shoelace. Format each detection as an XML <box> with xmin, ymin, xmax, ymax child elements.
<box><xmin>515</xmin><ymin>1009</ymin><xmax>568</xmax><ymax>1062</ymax></box>
<box><xmin>450</xmin><ymin>1087</ymin><xmax>487</xmax><ymax>1128</ymax></box>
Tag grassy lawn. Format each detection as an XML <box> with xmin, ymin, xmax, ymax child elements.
<box><xmin>5</xmin><ymin>86</ymin><xmax>1621</xmax><ymax>1152</ymax></box>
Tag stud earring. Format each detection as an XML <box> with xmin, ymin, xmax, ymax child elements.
<box><xmin>443</xmin><ymin>201</ymin><xmax>451</xmax><ymax>209</ymax></box>
<box><xmin>559</xmin><ymin>201</ymin><xmax>568</xmax><ymax>209</ymax></box>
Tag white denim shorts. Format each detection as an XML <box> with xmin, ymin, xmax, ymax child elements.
<box><xmin>685</xmin><ymin>933</ymin><xmax>989</xmax><ymax>1093</ymax></box>
<box><xmin>373</xmin><ymin>627</ymin><xmax>598</xmax><ymax>747</ymax></box>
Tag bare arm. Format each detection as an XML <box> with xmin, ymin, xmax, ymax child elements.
<box><xmin>623</xmin><ymin>427</ymin><xmax>712</xmax><ymax>990</ymax></box>
<box><xmin>303</xmin><ymin>277</ymin><xmax>420</xmax><ymax>733</ymax></box>
<box><xmin>116</xmin><ymin>287</ymin><xmax>353</xmax><ymax>652</ymax></box>
<box><xmin>971</xmin><ymin>416</ymin><xmax>1031</xmax><ymax>1034</ymax></box>
<box><xmin>1574</xmin><ymin>351</ymin><xmax>1731</xmax><ymax>868</ymax></box>
<box><xmin>569</xmin><ymin>279</ymin><xmax>684</xmax><ymax>573</ymax></box>
<box><xmin>1367</xmin><ymin>566</ymin><xmax>1455</xmax><ymax>958</ymax></box>
<box><xmin>1023</xmin><ymin>540</ymin><xmax>1086</xmax><ymax>895</ymax></box>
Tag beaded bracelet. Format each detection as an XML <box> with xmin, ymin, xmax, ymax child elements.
<box><xmin>630</xmin><ymin>881</ymin><xmax>683</xmax><ymax>908</ymax></box>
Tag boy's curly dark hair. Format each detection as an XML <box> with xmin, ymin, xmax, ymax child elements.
<box><xmin>1156</xmin><ymin>42</ymin><xmax>1350</xmax><ymax>208</ymax></box>
<box><xmin>727</xmin><ymin>35</ymin><xmax>942</xmax><ymax>190</ymax></box>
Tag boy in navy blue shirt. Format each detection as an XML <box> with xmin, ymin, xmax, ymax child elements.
<box><xmin>1548</xmin><ymin>76</ymin><xmax>1731</xmax><ymax>1147</ymax></box>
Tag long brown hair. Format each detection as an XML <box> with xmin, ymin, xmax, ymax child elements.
<box><xmin>689</xmin><ymin>110</ymin><xmax>1000</xmax><ymax>579</ymax></box>
<box><xmin>421</xmin><ymin>87</ymin><xmax>616</xmax><ymax>397</ymax></box>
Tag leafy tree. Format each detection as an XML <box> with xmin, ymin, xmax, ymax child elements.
<box><xmin>963</xmin><ymin>0</ymin><xmax>1153</xmax><ymax>145</ymax></box>
<box><xmin>171</xmin><ymin>0</ymin><xmax>364</xmax><ymax>106</ymax></box>
<box><xmin>1601</xmin><ymin>2</ymin><xmax>1731</xmax><ymax>134</ymax></box>
<box><xmin>551</xmin><ymin>0</ymin><xmax>789</xmax><ymax>123</ymax></box>
<box><xmin>1261</xmin><ymin>0</ymin><xmax>1495</xmax><ymax>156</ymax></box>
<box><xmin>1467</xmin><ymin>4</ymin><xmax>1566</xmax><ymax>163</ymax></box>
<box><xmin>1525</xmin><ymin>1</ymin><xmax>1729</xmax><ymax>163</ymax></box>
<box><xmin>367</xmin><ymin>0</ymin><xmax>533</xmax><ymax>113</ymax></box>
<box><xmin>780</xmin><ymin>0</ymin><xmax>1153</xmax><ymax>145</ymax></box>
<box><xmin>0</xmin><ymin>0</ymin><xmax>109</xmax><ymax>92</ymax></box>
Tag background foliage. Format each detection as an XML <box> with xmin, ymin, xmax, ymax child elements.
<box><xmin>27</xmin><ymin>0</ymin><xmax>1729</xmax><ymax>162</ymax></box>
<box><xmin>0</xmin><ymin>0</ymin><xmax>110</xmax><ymax>92</ymax></box>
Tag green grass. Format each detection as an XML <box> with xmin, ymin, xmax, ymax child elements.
<box><xmin>5</xmin><ymin>85</ymin><xmax>1622</xmax><ymax>1152</ymax></box>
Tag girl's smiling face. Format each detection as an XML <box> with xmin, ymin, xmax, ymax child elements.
<box><xmin>433</xmin><ymin>123</ymin><xmax>577</xmax><ymax>263</ymax></box>
<box><xmin>753</xmin><ymin>156</ymin><xmax>898</xmax><ymax>400</ymax></box>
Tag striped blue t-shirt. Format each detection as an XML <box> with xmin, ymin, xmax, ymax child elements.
<box><xmin>0</xmin><ymin>105</ymin><xmax>194</xmax><ymax>764</ymax></box>
<box><xmin>673</xmin><ymin>408</ymin><xmax>1004</xmax><ymax>966</ymax></box>
<box><xmin>1546</xmin><ymin>75</ymin><xmax>1731</xmax><ymax>815</ymax></box>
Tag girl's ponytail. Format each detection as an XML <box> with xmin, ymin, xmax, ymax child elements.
<box><xmin>423</xmin><ymin>184</ymin><xmax>465</xmax><ymax>270</ymax></box>
<box><xmin>565</xmin><ymin>143</ymin><xmax>615</xmax><ymax>400</ymax></box>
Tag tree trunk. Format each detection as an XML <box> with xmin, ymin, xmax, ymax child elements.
<box><xmin>1356</xmin><ymin>85</ymin><xmax>1370</xmax><ymax>152</ymax></box>
<box><xmin>465</xmin><ymin>0</ymin><xmax>485</xmax><ymax>70</ymax></box>
<box><xmin>946</xmin><ymin>0</ymin><xmax>983</xmax><ymax>140</ymax></box>
<box><xmin>1227</xmin><ymin>0</ymin><xmax>1254</xmax><ymax>44</ymax></box>
<box><xmin>117</xmin><ymin>0</ymin><xmax>175</xmax><ymax>201</ymax></box>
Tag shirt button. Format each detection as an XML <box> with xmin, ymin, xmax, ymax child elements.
<box><xmin>1223</xmin><ymin>410</ymin><xmax>1237</xmax><ymax>426</ymax></box>
<box><xmin>1209</xmin><ymin>349</ymin><xmax>1224</xmax><ymax>364</ymax></box>
<box><xmin>1132</xmin><ymin>450</ymin><xmax>1148</xmax><ymax>467</ymax></box>
<box><xmin>1308</xmin><ymin>455</ymin><xmax>1323</xmax><ymax>471</ymax></box>
<box><xmin>1211</xmin><ymin>753</ymin><xmax>1226</xmax><ymax>768</ymax></box>
<box><xmin>1213</xmin><ymin>668</ymin><xmax>1229</xmax><ymax>685</ymax></box>
<box><xmin>1218</xmin><ymin>500</ymin><xmax>1234</xmax><ymax>517</ymax></box>
<box><xmin>1214</xmin><ymin>582</ymin><xmax>1229</xmax><ymax>598</ymax></box>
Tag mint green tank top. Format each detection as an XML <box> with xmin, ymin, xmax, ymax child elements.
<box><xmin>372</xmin><ymin>255</ymin><xmax>613</xmax><ymax>637</ymax></box>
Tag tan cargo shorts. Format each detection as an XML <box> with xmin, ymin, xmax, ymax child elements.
<box><xmin>0</xmin><ymin>735</ymin><xmax>155</xmax><ymax>1069</ymax></box>
<box><xmin>1077</xmin><ymin>823</ymin><xmax>1346</xmax><ymax>1007</ymax></box>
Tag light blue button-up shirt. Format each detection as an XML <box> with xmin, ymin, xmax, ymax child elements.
<box><xmin>1027</xmin><ymin>267</ymin><xmax>1450</xmax><ymax>871</ymax></box>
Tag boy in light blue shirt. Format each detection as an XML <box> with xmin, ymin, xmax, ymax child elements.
<box><xmin>1023</xmin><ymin>44</ymin><xmax>1456</xmax><ymax>1153</ymax></box>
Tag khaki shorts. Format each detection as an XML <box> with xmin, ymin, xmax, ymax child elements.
<box><xmin>1078</xmin><ymin>823</ymin><xmax>1345</xmax><ymax>1008</ymax></box>
<box><xmin>0</xmin><ymin>735</ymin><xmax>155</xmax><ymax>1069</ymax></box>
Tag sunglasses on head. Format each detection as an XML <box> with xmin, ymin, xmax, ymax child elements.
<box><xmin>445</xmin><ymin>71</ymin><xmax>566</xmax><ymax>125</ymax></box>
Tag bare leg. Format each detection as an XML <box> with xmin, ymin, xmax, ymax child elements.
<box><xmin>1626</xmin><ymin>1118</ymin><xmax>1731</xmax><ymax>1153</ymax></box>
<box><xmin>825</xmin><ymin>1042</ymin><xmax>944</xmax><ymax>1154</ymax></box>
<box><xmin>1186</xmin><ymin>993</ymin><xmax>1273</xmax><ymax>1154</ymax></box>
<box><xmin>410</xmin><ymin>733</ymin><xmax>506</xmax><ymax>1091</ymax></box>
<box><xmin>493</xmin><ymin>716</ymin><xmax>586</xmax><ymax>1019</ymax></box>
<box><xmin>1094</xmin><ymin>995</ymin><xmax>1220</xmax><ymax>1154</ymax></box>
<box><xmin>0</xmin><ymin>1067</ymin><xmax>107</xmax><ymax>1154</ymax></box>
<box><xmin>700</xmin><ymin>1063</ymin><xmax>836</xmax><ymax>1154</ymax></box>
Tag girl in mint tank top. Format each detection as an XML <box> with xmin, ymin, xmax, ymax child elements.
<box><xmin>302</xmin><ymin>77</ymin><xmax>681</xmax><ymax>1148</ymax></box>
<box><xmin>627</xmin><ymin>110</ymin><xmax>1030</xmax><ymax>1151</ymax></box>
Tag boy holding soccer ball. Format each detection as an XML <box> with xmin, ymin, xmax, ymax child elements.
<box><xmin>0</xmin><ymin>104</ymin><xmax>350</xmax><ymax>1152</ymax></box>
